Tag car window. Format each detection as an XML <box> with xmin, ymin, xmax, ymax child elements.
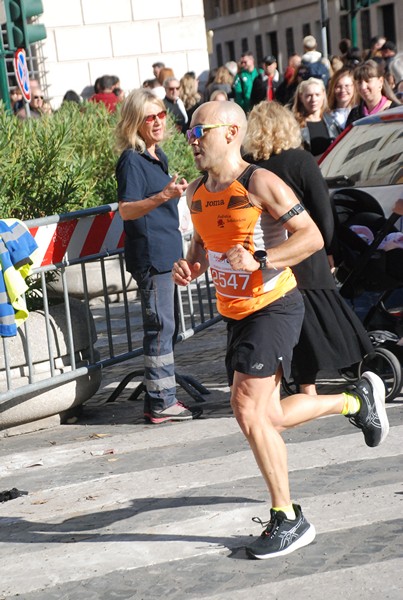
<box><xmin>320</xmin><ymin>122</ymin><xmax>403</xmax><ymax>187</ymax></box>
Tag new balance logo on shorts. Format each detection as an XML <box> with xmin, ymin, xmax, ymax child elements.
<box><xmin>251</xmin><ymin>362</ymin><xmax>264</xmax><ymax>370</ymax></box>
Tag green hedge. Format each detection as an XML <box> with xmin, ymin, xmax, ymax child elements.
<box><xmin>0</xmin><ymin>101</ymin><xmax>200</xmax><ymax>220</ymax></box>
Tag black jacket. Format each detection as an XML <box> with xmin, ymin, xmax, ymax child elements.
<box><xmin>300</xmin><ymin>113</ymin><xmax>342</xmax><ymax>156</ymax></box>
<box><xmin>250</xmin><ymin>72</ymin><xmax>283</xmax><ymax>108</ymax></box>
<box><xmin>246</xmin><ymin>148</ymin><xmax>336</xmax><ymax>290</ymax></box>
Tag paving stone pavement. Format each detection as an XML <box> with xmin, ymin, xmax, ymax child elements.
<box><xmin>1</xmin><ymin>318</ymin><xmax>403</xmax><ymax>600</ymax></box>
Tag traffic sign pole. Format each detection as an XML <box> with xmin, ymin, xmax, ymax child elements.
<box><xmin>0</xmin><ymin>36</ymin><xmax>12</xmax><ymax>112</ymax></box>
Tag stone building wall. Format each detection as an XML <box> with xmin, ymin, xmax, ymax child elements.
<box><xmin>41</xmin><ymin>0</ymin><xmax>210</xmax><ymax>108</ymax></box>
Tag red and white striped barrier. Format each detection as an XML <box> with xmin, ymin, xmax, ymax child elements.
<box><xmin>28</xmin><ymin>198</ymin><xmax>193</xmax><ymax>268</ymax></box>
<box><xmin>29</xmin><ymin>211</ymin><xmax>125</xmax><ymax>268</ymax></box>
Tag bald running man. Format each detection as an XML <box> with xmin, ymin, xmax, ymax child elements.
<box><xmin>172</xmin><ymin>101</ymin><xmax>389</xmax><ymax>559</ymax></box>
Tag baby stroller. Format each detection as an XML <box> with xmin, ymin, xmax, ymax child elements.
<box><xmin>282</xmin><ymin>188</ymin><xmax>403</xmax><ymax>401</ymax></box>
<box><xmin>330</xmin><ymin>188</ymin><xmax>403</xmax><ymax>402</ymax></box>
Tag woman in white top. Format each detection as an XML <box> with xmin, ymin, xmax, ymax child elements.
<box><xmin>327</xmin><ymin>68</ymin><xmax>357</xmax><ymax>129</ymax></box>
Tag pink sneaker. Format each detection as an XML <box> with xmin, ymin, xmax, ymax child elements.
<box><xmin>145</xmin><ymin>401</ymin><xmax>202</xmax><ymax>424</ymax></box>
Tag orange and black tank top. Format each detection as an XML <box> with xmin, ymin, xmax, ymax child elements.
<box><xmin>191</xmin><ymin>165</ymin><xmax>296</xmax><ymax>320</ymax></box>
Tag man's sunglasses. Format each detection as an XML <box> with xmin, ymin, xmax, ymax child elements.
<box><xmin>144</xmin><ymin>110</ymin><xmax>167</xmax><ymax>124</ymax></box>
<box><xmin>186</xmin><ymin>123</ymin><xmax>231</xmax><ymax>142</ymax></box>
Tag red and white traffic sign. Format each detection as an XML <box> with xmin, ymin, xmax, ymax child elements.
<box><xmin>14</xmin><ymin>48</ymin><xmax>31</xmax><ymax>103</ymax></box>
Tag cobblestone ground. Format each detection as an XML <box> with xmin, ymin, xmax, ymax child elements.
<box><xmin>1</xmin><ymin>305</ymin><xmax>402</xmax><ymax>599</ymax></box>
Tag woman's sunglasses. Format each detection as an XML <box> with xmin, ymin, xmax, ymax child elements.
<box><xmin>144</xmin><ymin>110</ymin><xmax>167</xmax><ymax>124</ymax></box>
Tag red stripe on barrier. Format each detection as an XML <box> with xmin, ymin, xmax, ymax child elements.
<box><xmin>80</xmin><ymin>213</ymin><xmax>115</xmax><ymax>257</ymax></box>
<box><xmin>118</xmin><ymin>229</ymin><xmax>125</xmax><ymax>248</ymax></box>
<box><xmin>43</xmin><ymin>220</ymin><xmax>78</xmax><ymax>265</ymax></box>
<box><xmin>28</xmin><ymin>212</ymin><xmax>126</xmax><ymax>266</ymax></box>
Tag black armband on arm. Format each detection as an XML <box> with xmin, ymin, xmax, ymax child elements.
<box><xmin>278</xmin><ymin>203</ymin><xmax>305</xmax><ymax>224</ymax></box>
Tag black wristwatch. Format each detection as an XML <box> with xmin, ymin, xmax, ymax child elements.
<box><xmin>253</xmin><ymin>249</ymin><xmax>267</xmax><ymax>270</ymax></box>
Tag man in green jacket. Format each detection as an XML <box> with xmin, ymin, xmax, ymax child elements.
<box><xmin>233</xmin><ymin>52</ymin><xmax>262</xmax><ymax>113</ymax></box>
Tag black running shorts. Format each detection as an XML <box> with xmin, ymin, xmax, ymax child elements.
<box><xmin>225</xmin><ymin>288</ymin><xmax>304</xmax><ymax>385</ymax></box>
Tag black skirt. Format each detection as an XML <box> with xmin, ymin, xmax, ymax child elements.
<box><xmin>291</xmin><ymin>288</ymin><xmax>374</xmax><ymax>384</ymax></box>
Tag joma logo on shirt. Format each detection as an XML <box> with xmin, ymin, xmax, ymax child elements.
<box><xmin>206</xmin><ymin>200</ymin><xmax>224</xmax><ymax>207</ymax></box>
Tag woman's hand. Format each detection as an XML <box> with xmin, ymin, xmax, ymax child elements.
<box><xmin>161</xmin><ymin>174</ymin><xmax>188</xmax><ymax>202</ymax></box>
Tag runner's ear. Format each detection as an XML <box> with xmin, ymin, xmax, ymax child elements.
<box><xmin>225</xmin><ymin>124</ymin><xmax>239</xmax><ymax>142</ymax></box>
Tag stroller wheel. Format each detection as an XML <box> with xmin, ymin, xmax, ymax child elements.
<box><xmin>358</xmin><ymin>347</ymin><xmax>402</xmax><ymax>402</ymax></box>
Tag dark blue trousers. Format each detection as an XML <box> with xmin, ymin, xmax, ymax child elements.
<box><xmin>134</xmin><ymin>269</ymin><xmax>178</xmax><ymax>411</ymax></box>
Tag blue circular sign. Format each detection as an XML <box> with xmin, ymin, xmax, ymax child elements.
<box><xmin>14</xmin><ymin>49</ymin><xmax>31</xmax><ymax>103</ymax></box>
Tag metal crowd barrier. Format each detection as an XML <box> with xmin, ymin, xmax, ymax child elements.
<box><xmin>0</xmin><ymin>203</ymin><xmax>221</xmax><ymax>412</ymax></box>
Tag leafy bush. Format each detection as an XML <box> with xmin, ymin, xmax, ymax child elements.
<box><xmin>0</xmin><ymin>101</ymin><xmax>199</xmax><ymax>220</ymax></box>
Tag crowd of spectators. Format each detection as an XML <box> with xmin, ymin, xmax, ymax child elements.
<box><xmin>8</xmin><ymin>33</ymin><xmax>401</xmax><ymax>162</ymax></box>
<box><xmin>135</xmin><ymin>34</ymin><xmax>400</xmax><ymax>159</ymax></box>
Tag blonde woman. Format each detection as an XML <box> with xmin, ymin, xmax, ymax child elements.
<box><xmin>179</xmin><ymin>72</ymin><xmax>202</xmax><ymax>121</ymax></box>
<box><xmin>204</xmin><ymin>65</ymin><xmax>234</xmax><ymax>101</ymax></box>
<box><xmin>327</xmin><ymin>67</ymin><xmax>357</xmax><ymax>129</ymax></box>
<box><xmin>292</xmin><ymin>77</ymin><xmax>341</xmax><ymax>157</ymax></box>
<box><xmin>346</xmin><ymin>59</ymin><xmax>400</xmax><ymax>126</ymax></box>
<box><xmin>244</xmin><ymin>101</ymin><xmax>372</xmax><ymax>395</ymax></box>
<box><xmin>116</xmin><ymin>89</ymin><xmax>202</xmax><ymax>423</ymax></box>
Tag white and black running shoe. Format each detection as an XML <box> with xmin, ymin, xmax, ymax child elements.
<box><xmin>245</xmin><ymin>504</ymin><xmax>316</xmax><ymax>559</ymax></box>
<box><xmin>347</xmin><ymin>371</ymin><xmax>389</xmax><ymax>447</ymax></box>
